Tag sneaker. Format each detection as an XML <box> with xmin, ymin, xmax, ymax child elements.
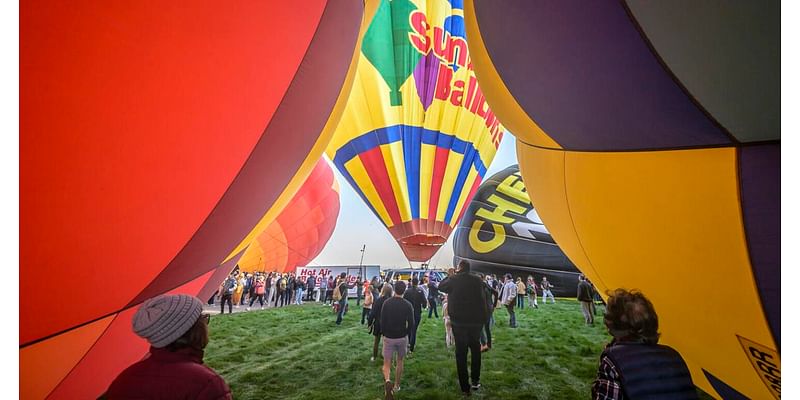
<box><xmin>245</xmin><ymin>307</ymin><xmax>250</xmax><ymax>311</ymax></box>
<box><xmin>471</xmin><ymin>383</ymin><xmax>481</xmax><ymax>391</ymax></box>
<box><xmin>370</xmin><ymin>356</ymin><xmax>375</xmax><ymax>361</ymax></box>
<box><xmin>393</xmin><ymin>385</ymin><xmax>400</xmax><ymax>392</ymax></box>
<box><xmin>384</xmin><ymin>380</ymin><xmax>394</xmax><ymax>400</ymax></box>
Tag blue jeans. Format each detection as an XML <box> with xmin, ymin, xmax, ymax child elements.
<box><xmin>428</xmin><ymin>298</ymin><xmax>439</xmax><ymax>318</ymax></box>
<box><xmin>335</xmin><ymin>299</ymin><xmax>347</xmax><ymax>325</ymax></box>
<box><xmin>295</xmin><ymin>289</ymin><xmax>304</xmax><ymax>304</ymax></box>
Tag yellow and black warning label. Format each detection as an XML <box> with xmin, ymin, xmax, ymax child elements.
<box><xmin>738</xmin><ymin>335</ymin><xmax>780</xmax><ymax>399</ymax></box>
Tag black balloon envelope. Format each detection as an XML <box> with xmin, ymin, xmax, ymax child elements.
<box><xmin>453</xmin><ymin>165</ymin><xmax>581</xmax><ymax>297</ymax></box>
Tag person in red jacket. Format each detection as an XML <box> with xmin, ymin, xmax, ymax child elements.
<box><xmin>104</xmin><ymin>294</ymin><xmax>232</xmax><ymax>399</ymax></box>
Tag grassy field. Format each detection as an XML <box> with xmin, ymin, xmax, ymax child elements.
<box><xmin>205</xmin><ymin>299</ymin><xmax>712</xmax><ymax>399</ymax></box>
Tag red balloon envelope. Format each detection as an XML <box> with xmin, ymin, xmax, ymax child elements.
<box><xmin>20</xmin><ymin>1</ymin><xmax>363</xmax><ymax>398</ymax></box>
<box><xmin>237</xmin><ymin>158</ymin><xmax>340</xmax><ymax>274</ymax></box>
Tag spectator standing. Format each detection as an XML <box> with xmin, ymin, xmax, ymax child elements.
<box><xmin>318</xmin><ymin>274</ymin><xmax>328</xmax><ymax>304</ymax></box>
<box><xmin>402</xmin><ymin>277</ymin><xmax>427</xmax><ymax>353</ymax></box>
<box><xmin>275</xmin><ymin>274</ymin><xmax>286</xmax><ymax>308</ymax></box>
<box><xmin>219</xmin><ymin>274</ymin><xmax>237</xmax><ymax>314</ymax></box>
<box><xmin>306</xmin><ymin>274</ymin><xmax>316</xmax><ymax>302</ymax></box>
<box><xmin>232</xmin><ymin>273</ymin><xmax>244</xmax><ymax>308</ymax></box>
<box><xmin>516</xmin><ymin>277</ymin><xmax>526</xmax><ymax>309</ymax></box>
<box><xmin>265</xmin><ymin>273</ymin><xmax>275</xmax><ymax>308</ymax></box>
<box><xmin>541</xmin><ymin>277</ymin><xmax>556</xmax><ymax>304</ymax></box>
<box><xmin>247</xmin><ymin>276</ymin><xmax>266</xmax><ymax>310</ymax></box>
<box><xmin>427</xmin><ymin>278</ymin><xmax>440</xmax><ymax>319</ymax></box>
<box><xmin>380</xmin><ymin>281</ymin><xmax>415</xmax><ymax>400</ymax></box>
<box><xmin>356</xmin><ymin>275</ymin><xmax>363</xmax><ymax>306</ymax></box>
<box><xmin>284</xmin><ymin>274</ymin><xmax>295</xmax><ymax>306</ymax></box>
<box><xmin>362</xmin><ymin>283</ymin><xmax>377</xmax><ymax>325</ymax></box>
<box><xmin>592</xmin><ymin>289</ymin><xmax>697</xmax><ymax>399</ymax></box>
<box><xmin>438</xmin><ymin>261</ymin><xmax>491</xmax><ymax>396</ymax></box>
<box><xmin>105</xmin><ymin>294</ymin><xmax>232</xmax><ymax>399</ymax></box>
<box><xmin>500</xmin><ymin>274</ymin><xmax>517</xmax><ymax>328</ymax></box>
<box><xmin>335</xmin><ymin>272</ymin><xmax>349</xmax><ymax>325</ymax></box>
<box><xmin>325</xmin><ymin>276</ymin><xmax>335</xmax><ymax>305</ymax></box>
<box><xmin>368</xmin><ymin>284</ymin><xmax>394</xmax><ymax>361</ymax></box>
<box><xmin>479</xmin><ymin>275</ymin><xmax>495</xmax><ymax>352</ymax></box>
<box><xmin>295</xmin><ymin>276</ymin><xmax>306</xmax><ymax>305</ymax></box>
<box><xmin>247</xmin><ymin>273</ymin><xmax>257</xmax><ymax>304</ymax></box>
<box><xmin>577</xmin><ymin>275</ymin><xmax>594</xmax><ymax>325</ymax></box>
<box><xmin>527</xmin><ymin>275</ymin><xmax>539</xmax><ymax>309</ymax></box>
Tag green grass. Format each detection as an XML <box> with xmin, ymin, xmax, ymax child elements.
<box><xmin>205</xmin><ymin>299</ymin><xmax>713</xmax><ymax>399</ymax></box>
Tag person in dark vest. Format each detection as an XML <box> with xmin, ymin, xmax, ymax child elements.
<box><xmin>104</xmin><ymin>294</ymin><xmax>232</xmax><ymax>399</ymax></box>
<box><xmin>592</xmin><ymin>289</ymin><xmax>697</xmax><ymax>400</ymax></box>
<box><xmin>438</xmin><ymin>261</ymin><xmax>491</xmax><ymax>396</ymax></box>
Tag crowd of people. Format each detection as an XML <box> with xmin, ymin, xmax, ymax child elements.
<box><xmin>211</xmin><ymin>270</ymin><xmax>360</xmax><ymax>314</ymax></box>
<box><xmin>102</xmin><ymin>262</ymin><xmax>698</xmax><ymax>400</ymax></box>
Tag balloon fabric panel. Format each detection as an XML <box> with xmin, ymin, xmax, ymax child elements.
<box><xmin>47</xmin><ymin>273</ymin><xmax>211</xmax><ymax>399</ymax></box>
<box><xmin>624</xmin><ymin>0</ymin><xmax>779</xmax><ymax>142</ymax></box>
<box><xmin>453</xmin><ymin>165</ymin><xmax>581</xmax><ymax>296</ymax></box>
<box><xmin>20</xmin><ymin>0</ymin><xmax>326</xmax><ymax>345</ymax></box>
<box><xmin>468</xmin><ymin>0</ymin><xmax>732</xmax><ymax>151</ymax></box>
<box><xmin>466</xmin><ymin>0</ymin><xmax>779</xmax><ymax>397</ymax></box>
<box><xmin>328</xmin><ymin>0</ymin><xmax>504</xmax><ymax>261</ymax></box>
<box><xmin>237</xmin><ymin>159</ymin><xmax>340</xmax><ymax>273</ymax></box>
<box><xmin>126</xmin><ymin>0</ymin><xmax>362</xmax><ymax>306</ymax></box>
<box><xmin>20</xmin><ymin>315</ymin><xmax>115</xmax><ymax>400</ymax></box>
<box><xmin>738</xmin><ymin>144</ymin><xmax>780</xmax><ymax>345</ymax></box>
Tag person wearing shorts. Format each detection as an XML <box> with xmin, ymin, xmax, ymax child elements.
<box><xmin>379</xmin><ymin>281</ymin><xmax>415</xmax><ymax>400</ymax></box>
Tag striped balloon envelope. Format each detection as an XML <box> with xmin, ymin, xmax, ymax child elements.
<box><xmin>237</xmin><ymin>158</ymin><xmax>340</xmax><ymax>274</ymax></box>
<box><xmin>327</xmin><ymin>0</ymin><xmax>505</xmax><ymax>262</ymax></box>
<box><xmin>465</xmin><ymin>1</ymin><xmax>779</xmax><ymax>399</ymax></box>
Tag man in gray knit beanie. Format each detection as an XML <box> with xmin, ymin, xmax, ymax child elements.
<box><xmin>106</xmin><ymin>293</ymin><xmax>232</xmax><ymax>399</ymax></box>
<box><xmin>132</xmin><ymin>293</ymin><xmax>203</xmax><ymax>348</ymax></box>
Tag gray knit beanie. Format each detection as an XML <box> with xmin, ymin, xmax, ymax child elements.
<box><xmin>132</xmin><ymin>294</ymin><xmax>203</xmax><ymax>348</ymax></box>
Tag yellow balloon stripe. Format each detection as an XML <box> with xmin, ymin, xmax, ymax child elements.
<box><xmin>449</xmin><ymin>167</ymin><xmax>479</xmax><ymax>225</ymax></box>
<box><xmin>436</xmin><ymin>150</ymin><xmax>465</xmax><ymax>221</ymax></box>
<box><xmin>345</xmin><ymin>156</ymin><xmax>393</xmax><ymax>227</ymax></box>
<box><xmin>419</xmin><ymin>143</ymin><xmax>436</xmax><ymax>218</ymax></box>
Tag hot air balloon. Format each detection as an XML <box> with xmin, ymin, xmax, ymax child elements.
<box><xmin>236</xmin><ymin>158</ymin><xmax>340</xmax><ymax>275</ymax></box>
<box><xmin>20</xmin><ymin>1</ymin><xmax>365</xmax><ymax>398</ymax></box>
<box><xmin>465</xmin><ymin>1</ymin><xmax>779</xmax><ymax>398</ymax></box>
<box><xmin>453</xmin><ymin>165</ymin><xmax>580</xmax><ymax>297</ymax></box>
<box><xmin>327</xmin><ymin>0</ymin><xmax>505</xmax><ymax>262</ymax></box>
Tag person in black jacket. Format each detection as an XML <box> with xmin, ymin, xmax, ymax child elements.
<box><xmin>368</xmin><ymin>284</ymin><xmax>394</xmax><ymax>361</ymax></box>
<box><xmin>402</xmin><ymin>277</ymin><xmax>427</xmax><ymax>353</ymax></box>
<box><xmin>592</xmin><ymin>289</ymin><xmax>697</xmax><ymax>400</ymax></box>
<box><xmin>438</xmin><ymin>261</ymin><xmax>490</xmax><ymax>396</ymax></box>
<box><xmin>380</xmin><ymin>280</ymin><xmax>415</xmax><ymax>400</ymax></box>
<box><xmin>427</xmin><ymin>278</ymin><xmax>440</xmax><ymax>319</ymax></box>
<box><xmin>306</xmin><ymin>275</ymin><xmax>316</xmax><ymax>302</ymax></box>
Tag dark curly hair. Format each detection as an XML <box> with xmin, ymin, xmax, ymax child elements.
<box><xmin>603</xmin><ymin>289</ymin><xmax>660</xmax><ymax>344</ymax></box>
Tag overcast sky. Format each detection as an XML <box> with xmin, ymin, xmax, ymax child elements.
<box><xmin>310</xmin><ymin>134</ymin><xmax>518</xmax><ymax>269</ymax></box>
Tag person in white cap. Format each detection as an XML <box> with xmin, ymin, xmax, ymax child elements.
<box><xmin>104</xmin><ymin>294</ymin><xmax>232</xmax><ymax>399</ymax></box>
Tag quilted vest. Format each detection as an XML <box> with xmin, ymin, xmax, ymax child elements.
<box><xmin>605</xmin><ymin>342</ymin><xmax>698</xmax><ymax>400</ymax></box>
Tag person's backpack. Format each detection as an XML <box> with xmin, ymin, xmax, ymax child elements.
<box><xmin>332</xmin><ymin>284</ymin><xmax>342</xmax><ymax>301</ymax></box>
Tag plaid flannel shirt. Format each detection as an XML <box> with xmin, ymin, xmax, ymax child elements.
<box><xmin>592</xmin><ymin>353</ymin><xmax>623</xmax><ymax>400</ymax></box>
